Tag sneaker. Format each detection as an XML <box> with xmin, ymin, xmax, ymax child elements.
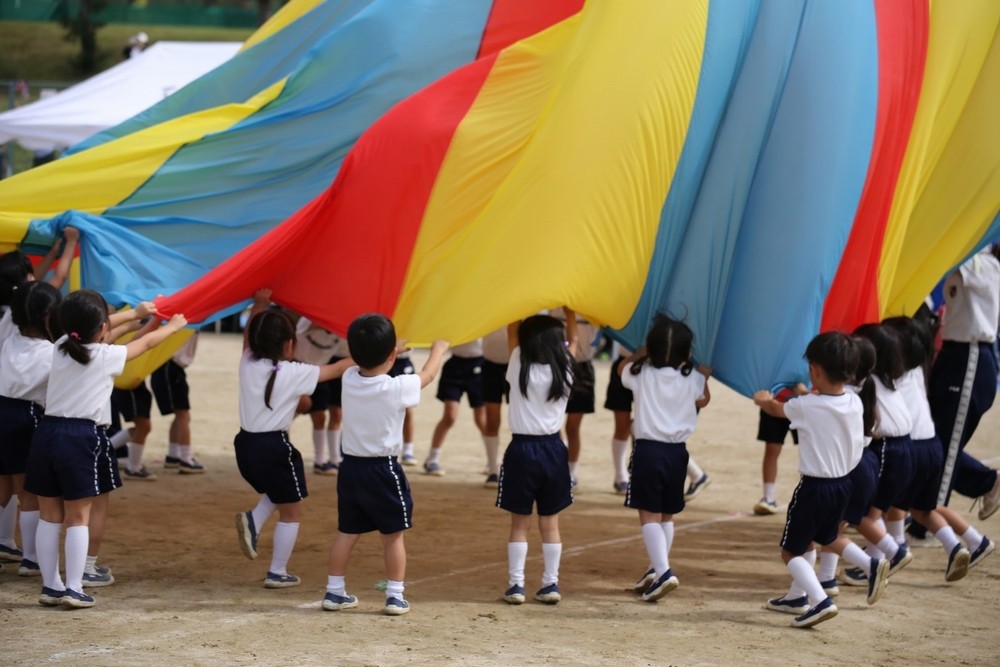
<box><xmin>683</xmin><ymin>474</ymin><xmax>710</xmax><ymax>501</ymax></box>
<box><xmin>384</xmin><ymin>597</ymin><xmax>410</xmax><ymax>615</ymax></box>
<box><xmin>503</xmin><ymin>584</ymin><xmax>526</xmax><ymax>605</ymax></box>
<box><xmin>0</xmin><ymin>543</ymin><xmax>23</xmax><ymax>562</ymax></box>
<box><xmin>18</xmin><ymin>559</ymin><xmax>40</xmax><ymax>577</ymax></box>
<box><xmin>178</xmin><ymin>458</ymin><xmax>206</xmax><ymax>474</ymax></box>
<box><xmin>401</xmin><ymin>454</ymin><xmax>417</xmax><ymax>467</ymax></box>
<box><xmin>322</xmin><ymin>592</ymin><xmax>359</xmax><ymax>611</ymax></box>
<box><xmin>866</xmin><ymin>558</ymin><xmax>889</xmax><ymax>605</ymax></box>
<box><xmin>264</xmin><ymin>572</ymin><xmax>301</xmax><ymax>588</ymax></box>
<box><xmin>765</xmin><ymin>595</ymin><xmax>810</xmax><ymax>614</ymax></box>
<box><xmin>979</xmin><ymin>476</ymin><xmax>1000</xmax><ymax>521</ymax></box>
<box><xmin>313</xmin><ymin>462</ymin><xmax>337</xmax><ymax>476</ymax></box>
<box><xmin>123</xmin><ymin>466</ymin><xmax>157</xmax><ymax>481</ymax></box>
<box><xmin>888</xmin><ymin>544</ymin><xmax>913</xmax><ymax>576</ymax></box>
<box><xmin>945</xmin><ymin>544</ymin><xmax>970</xmax><ymax>582</ymax></box>
<box><xmin>484</xmin><ymin>473</ymin><xmax>499</xmax><ymax>489</ymax></box>
<box><xmin>535</xmin><ymin>583</ymin><xmax>562</xmax><ymax>604</ymax></box>
<box><xmin>641</xmin><ymin>569</ymin><xmax>679</xmax><ymax>602</ymax></box>
<box><xmin>235</xmin><ymin>511</ymin><xmax>258</xmax><ymax>560</ymax></box>
<box><xmin>82</xmin><ymin>568</ymin><xmax>115</xmax><ymax>587</ymax></box>
<box><xmin>62</xmin><ymin>588</ymin><xmax>96</xmax><ymax>609</ymax></box>
<box><xmin>164</xmin><ymin>455</ymin><xmax>181</xmax><ymax>469</ymax></box>
<box><xmin>791</xmin><ymin>597</ymin><xmax>837</xmax><ymax>629</ymax></box>
<box><xmin>614</xmin><ymin>481</ymin><xmax>629</xmax><ymax>495</ymax></box>
<box><xmin>753</xmin><ymin>498</ymin><xmax>779</xmax><ymax>515</ymax></box>
<box><xmin>969</xmin><ymin>536</ymin><xmax>996</xmax><ymax>569</ymax></box>
<box><xmin>423</xmin><ymin>461</ymin><xmax>445</xmax><ymax>476</ymax></box>
<box><xmin>632</xmin><ymin>567</ymin><xmax>656</xmax><ymax>593</ymax></box>
<box><xmin>907</xmin><ymin>532</ymin><xmax>941</xmax><ymax>549</ymax></box>
<box><xmin>38</xmin><ymin>586</ymin><xmax>66</xmax><ymax>607</ymax></box>
<box><xmin>840</xmin><ymin>567</ymin><xmax>867</xmax><ymax>587</ymax></box>
<box><xmin>819</xmin><ymin>578</ymin><xmax>839</xmax><ymax>597</ymax></box>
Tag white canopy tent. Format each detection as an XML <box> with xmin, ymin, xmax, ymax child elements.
<box><xmin>0</xmin><ymin>41</ymin><xmax>242</xmax><ymax>152</ymax></box>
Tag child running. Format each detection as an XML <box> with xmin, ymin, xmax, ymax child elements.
<box><xmin>322</xmin><ymin>314</ymin><xmax>447</xmax><ymax>615</ymax></box>
<box><xmin>619</xmin><ymin>316</ymin><xmax>711</xmax><ymax>601</ymax></box>
<box><xmin>498</xmin><ymin>310</ymin><xmax>577</xmax><ymax>605</ymax></box>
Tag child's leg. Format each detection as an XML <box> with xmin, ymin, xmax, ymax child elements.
<box><xmin>782</xmin><ymin>547</ymin><xmax>827</xmax><ymax>606</ymax></box>
<box><xmin>270</xmin><ymin>501</ymin><xmax>302</xmax><ymax>576</ymax></box>
<box><xmin>538</xmin><ymin>513</ymin><xmax>562</xmax><ymax>586</ymax></box>
<box><xmin>425</xmin><ymin>400</ymin><xmax>459</xmax><ymax>471</ymax></box>
<box><xmin>126</xmin><ymin>416</ymin><xmax>153</xmax><ymax>474</ymax></box>
<box><xmin>327</xmin><ymin>406</ymin><xmax>343</xmax><ymax>466</ymax></box>
<box><xmin>565</xmin><ymin>413</ymin><xmax>584</xmax><ymax>479</ymax></box>
<box><xmin>402</xmin><ymin>408</ymin><xmax>416</xmax><ymax>462</ymax></box>
<box><xmin>327</xmin><ymin>531</ymin><xmax>361</xmax><ymax>591</ymax></box>
<box><xmin>936</xmin><ymin>505</ymin><xmax>987</xmax><ymax>550</ymax></box>
<box><xmin>0</xmin><ymin>474</ymin><xmax>17</xmax><ymax>551</ymax></box>
<box><xmin>483</xmin><ymin>402</ymin><xmax>502</xmax><ymax>477</ymax></box>
<box><xmin>783</xmin><ymin>548</ymin><xmax>815</xmax><ymax>600</ymax></box>
<box><xmin>170</xmin><ymin>409</ymin><xmax>194</xmax><ymax>463</ymax></box>
<box><xmin>310</xmin><ymin>410</ymin><xmax>328</xmax><ymax>466</ymax></box>
<box><xmin>761</xmin><ymin>443</ymin><xmax>782</xmax><ymax>503</ymax></box>
<box><xmin>885</xmin><ymin>507</ymin><xmax>908</xmax><ymax>544</ymax></box>
<box><xmin>86</xmin><ymin>492</ymin><xmax>109</xmax><ymax>573</ymax></box>
<box><xmin>63</xmin><ymin>497</ymin><xmax>94</xmax><ymax>593</ymax></box>
<box><xmin>507</xmin><ymin>513</ymin><xmax>531</xmax><ymax>588</ymax></box>
<box><xmin>381</xmin><ymin>531</ymin><xmax>407</xmax><ymax>602</ymax></box>
<box><xmin>611</xmin><ymin>411</ymin><xmax>630</xmax><ymax>487</ymax></box>
<box><xmin>640</xmin><ymin>510</ymin><xmax>669</xmax><ymax>576</ymax></box>
<box><xmin>472</xmin><ymin>404</ymin><xmax>487</xmax><ymax>435</ymax></box>
<box><xmin>859</xmin><ymin>508</ymin><xmax>898</xmax><ymax>559</ymax></box>
<box><xmin>15</xmin><ymin>475</ymin><xmax>39</xmax><ymax>567</ymax></box>
<box><xmin>37</xmin><ymin>496</ymin><xmax>64</xmax><ymax>591</ymax></box>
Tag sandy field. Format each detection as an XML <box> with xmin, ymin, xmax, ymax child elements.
<box><xmin>2</xmin><ymin>333</ymin><xmax>999</xmax><ymax>666</ymax></box>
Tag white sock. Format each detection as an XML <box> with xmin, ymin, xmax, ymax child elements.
<box><xmin>19</xmin><ymin>509</ymin><xmax>39</xmax><ymax>562</ymax></box>
<box><xmin>687</xmin><ymin>458</ymin><xmax>704</xmax><ymax>482</ymax></box>
<box><xmin>64</xmin><ymin>525</ymin><xmax>89</xmax><ymax>593</ymax></box>
<box><xmin>660</xmin><ymin>521</ymin><xmax>674</xmax><ymax>571</ymax></box>
<box><xmin>85</xmin><ymin>554</ymin><xmax>98</xmax><ymax>575</ymax></box>
<box><xmin>763</xmin><ymin>482</ymin><xmax>777</xmax><ymax>503</ymax></box>
<box><xmin>817</xmin><ymin>551</ymin><xmax>839</xmax><ymax>581</ymax></box>
<box><xmin>541</xmin><ymin>542</ymin><xmax>562</xmax><ymax>586</ymax></box>
<box><xmin>250</xmin><ymin>495</ymin><xmax>277</xmax><ymax>531</ymax></box>
<box><xmin>507</xmin><ymin>542</ymin><xmax>528</xmax><ymax>587</ymax></box>
<box><xmin>886</xmin><ymin>519</ymin><xmax>906</xmax><ymax>545</ymax></box>
<box><xmin>327</xmin><ymin>575</ymin><xmax>346</xmax><ymax>596</ymax></box>
<box><xmin>0</xmin><ymin>498</ymin><xmax>18</xmax><ymax>547</ymax></box>
<box><xmin>328</xmin><ymin>429</ymin><xmax>343</xmax><ymax>465</ymax></box>
<box><xmin>386</xmin><ymin>579</ymin><xmax>405</xmax><ymax>601</ymax></box>
<box><xmin>127</xmin><ymin>441</ymin><xmax>145</xmax><ymax>471</ymax></box>
<box><xmin>612</xmin><ymin>438</ymin><xmax>629</xmax><ymax>484</ymax></box>
<box><xmin>787</xmin><ymin>555</ymin><xmax>826</xmax><ymax>606</ymax></box>
<box><xmin>568</xmin><ymin>460</ymin><xmax>578</xmax><ymax>477</ymax></box>
<box><xmin>935</xmin><ymin>526</ymin><xmax>961</xmax><ymax>553</ymax></box>
<box><xmin>109</xmin><ymin>429</ymin><xmax>130</xmax><ymax>449</ymax></box>
<box><xmin>484</xmin><ymin>436</ymin><xmax>500</xmax><ymax>475</ymax></box>
<box><xmin>876</xmin><ymin>534</ymin><xmax>899</xmax><ymax>559</ymax></box>
<box><xmin>312</xmin><ymin>429</ymin><xmax>326</xmax><ymax>464</ymax></box>
<box><xmin>641</xmin><ymin>523</ymin><xmax>669</xmax><ymax>576</ymax></box>
<box><xmin>269</xmin><ymin>522</ymin><xmax>299</xmax><ymax>575</ymax></box>
<box><xmin>785</xmin><ymin>549</ymin><xmax>815</xmax><ymax>599</ymax></box>
<box><xmin>426</xmin><ymin>447</ymin><xmax>442</xmax><ymax>465</ymax></box>
<box><xmin>864</xmin><ymin>540</ymin><xmax>885</xmax><ymax>559</ymax></box>
<box><xmin>177</xmin><ymin>444</ymin><xmax>192</xmax><ymax>464</ymax></box>
<box><xmin>402</xmin><ymin>442</ymin><xmax>414</xmax><ymax>458</ymax></box>
<box><xmin>168</xmin><ymin>441</ymin><xmax>181</xmax><ymax>459</ymax></box>
<box><xmin>962</xmin><ymin>526</ymin><xmax>985</xmax><ymax>549</ymax></box>
<box><xmin>36</xmin><ymin>519</ymin><xmax>62</xmax><ymax>590</ymax></box>
<box><xmin>842</xmin><ymin>542</ymin><xmax>873</xmax><ymax>570</ymax></box>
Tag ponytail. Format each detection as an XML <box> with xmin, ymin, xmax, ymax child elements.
<box><xmin>264</xmin><ymin>364</ymin><xmax>279</xmax><ymax>410</ymax></box>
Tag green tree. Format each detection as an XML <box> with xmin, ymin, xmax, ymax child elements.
<box><xmin>61</xmin><ymin>0</ymin><xmax>109</xmax><ymax>73</ymax></box>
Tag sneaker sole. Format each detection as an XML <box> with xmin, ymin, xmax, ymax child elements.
<box><xmin>867</xmin><ymin>560</ymin><xmax>889</xmax><ymax>605</ymax></box>
<box><xmin>82</xmin><ymin>576</ymin><xmax>116</xmax><ymax>588</ymax></box>
<box><xmin>322</xmin><ymin>599</ymin><xmax>359</xmax><ymax>611</ymax></box>
<box><xmin>970</xmin><ymin>541</ymin><xmax>996</xmax><ymax>569</ymax></box>
<box><xmin>0</xmin><ymin>553</ymin><xmax>23</xmax><ymax>563</ymax></box>
<box><xmin>178</xmin><ymin>468</ymin><xmax>206</xmax><ymax>475</ymax></box>
<box><xmin>946</xmin><ymin>549</ymin><xmax>971</xmax><ymax>582</ymax></box>
<box><xmin>503</xmin><ymin>594</ymin><xmax>525</xmax><ymax>605</ymax></box>
<box><xmin>684</xmin><ymin>479</ymin><xmax>711</xmax><ymax>502</ymax></box>
<box><xmin>792</xmin><ymin>604</ymin><xmax>838</xmax><ymax>628</ymax></box>
<box><xmin>888</xmin><ymin>550</ymin><xmax>913</xmax><ymax>577</ymax></box>
<box><xmin>641</xmin><ymin>578</ymin><xmax>679</xmax><ymax>602</ymax></box>
<box><xmin>765</xmin><ymin>601</ymin><xmax>810</xmax><ymax>615</ymax></box>
<box><xmin>632</xmin><ymin>573</ymin><xmax>656</xmax><ymax>593</ymax></box>
<box><xmin>313</xmin><ymin>469</ymin><xmax>338</xmax><ymax>476</ymax></box>
<box><xmin>425</xmin><ymin>470</ymin><xmax>445</xmax><ymax>477</ymax></box>
<box><xmin>235</xmin><ymin>513</ymin><xmax>257</xmax><ymax>560</ymax></box>
<box><xmin>752</xmin><ymin>504</ymin><xmax>777</xmax><ymax>516</ymax></box>
<box><xmin>18</xmin><ymin>568</ymin><xmax>41</xmax><ymax>577</ymax></box>
<box><xmin>385</xmin><ymin>605</ymin><xmax>410</xmax><ymax>616</ymax></box>
<box><xmin>264</xmin><ymin>579</ymin><xmax>301</xmax><ymax>589</ymax></box>
<box><xmin>38</xmin><ymin>594</ymin><xmax>64</xmax><ymax>607</ymax></box>
<box><xmin>534</xmin><ymin>594</ymin><xmax>561</xmax><ymax>604</ymax></box>
<box><xmin>61</xmin><ymin>595</ymin><xmax>95</xmax><ymax>609</ymax></box>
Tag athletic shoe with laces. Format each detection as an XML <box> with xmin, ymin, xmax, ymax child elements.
<box><xmin>401</xmin><ymin>454</ymin><xmax>417</xmax><ymax>467</ymax></box>
<box><xmin>38</xmin><ymin>586</ymin><xmax>66</xmax><ymax>606</ymax></box>
<box><xmin>978</xmin><ymin>476</ymin><xmax>1000</xmax><ymax>521</ymax></box>
<box><xmin>178</xmin><ymin>458</ymin><xmax>206</xmax><ymax>474</ymax></box>
<box><xmin>164</xmin><ymin>455</ymin><xmax>181</xmax><ymax>469</ymax></box>
<box><xmin>264</xmin><ymin>572</ymin><xmax>301</xmax><ymax>588</ymax></box>
<box><xmin>819</xmin><ymin>578</ymin><xmax>839</xmax><ymax>597</ymax></box>
<box><xmin>123</xmin><ymin>466</ymin><xmax>157</xmax><ymax>481</ymax></box>
<box><xmin>945</xmin><ymin>544</ymin><xmax>970</xmax><ymax>582</ymax></box>
<box><xmin>235</xmin><ymin>511</ymin><xmax>258</xmax><ymax>560</ymax></box>
<box><xmin>484</xmin><ymin>473</ymin><xmax>499</xmax><ymax>489</ymax></box>
<box><xmin>0</xmin><ymin>543</ymin><xmax>23</xmax><ymax>562</ymax></box>
<box><xmin>641</xmin><ymin>569</ymin><xmax>679</xmax><ymax>602</ymax></box>
<box><xmin>61</xmin><ymin>588</ymin><xmax>96</xmax><ymax>609</ymax></box>
<box><xmin>632</xmin><ymin>567</ymin><xmax>656</xmax><ymax>593</ymax></box>
<box><xmin>18</xmin><ymin>558</ymin><xmax>40</xmax><ymax>577</ymax></box>
<box><xmin>969</xmin><ymin>536</ymin><xmax>995</xmax><ymax>569</ymax></box>
<box><xmin>765</xmin><ymin>595</ymin><xmax>810</xmax><ymax>614</ymax></box>
<box><xmin>535</xmin><ymin>583</ymin><xmax>562</xmax><ymax>604</ymax></box>
<box><xmin>888</xmin><ymin>544</ymin><xmax>913</xmax><ymax>576</ymax></box>
<box><xmin>503</xmin><ymin>584</ymin><xmax>525</xmax><ymax>605</ymax></box>
<box><xmin>423</xmin><ymin>461</ymin><xmax>445</xmax><ymax>476</ymax></box>
<box><xmin>683</xmin><ymin>474</ymin><xmax>710</xmax><ymax>501</ymax></box>
<box><xmin>753</xmin><ymin>498</ymin><xmax>779</xmax><ymax>515</ymax></box>
<box><xmin>313</xmin><ymin>462</ymin><xmax>337</xmax><ymax>476</ymax></box>
<box><xmin>866</xmin><ymin>558</ymin><xmax>889</xmax><ymax>605</ymax></box>
<box><xmin>840</xmin><ymin>566</ymin><xmax>867</xmax><ymax>586</ymax></box>
<box><xmin>384</xmin><ymin>597</ymin><xmax>410</xmax><ymax>615</ymax></box>
<box><xmin>614</xmin><ymin>481</ymin><xmax>629</xmax><ymax>495</ymax></box>
<box><xmin>791</xmin><ymin>597</ymin><xmax>837</xmax><ymax>628</ymax></box>
<box><xmin>82</xmin><ymin>568</ymin><xmax>115</xmax><ymax>587</ymax></box>
<box><xmin>322</xmin><ymin>592</ymin><xmax>359</xmax><ymax>611</ymax></box>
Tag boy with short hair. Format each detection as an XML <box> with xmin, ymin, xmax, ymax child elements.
<box><xmin>322</xmin><ymin>313</ymin><xmax>448</xmax><ymax>616</ymax></box>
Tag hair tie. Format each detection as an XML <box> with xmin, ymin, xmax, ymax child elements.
<box><xmin>69</xmin><ymin>332</ymin><xmax>80</xmax><ymax>340</ymax></box>
<box><xmin>273</xmin><ymin>363</ymin><xmax>280</xmax><ymax>372</ymax></box>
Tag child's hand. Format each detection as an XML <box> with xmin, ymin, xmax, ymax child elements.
<box><xmin>253</xmin><ymin>288</ymin><xmax>272</xmax><ymax>306</ymax></box>
<box><xmin>430</xmin><ymin>340</ymin><xmax>450</xmax><ymax>355</ymax></box>
<box><xmin>753</xmin><ymin>390</ymin><xmax>773</xmax><ymax>406</ymax></box>
<box><xmin>396</xmin><ymin>340</ymin><xmax>411</xmax><ymax>354</ymax></box>
<box><xmin>167</xmin><ymin>314</ymin><xmax>188</xmax><ymax>330</ymax></box>
<box><xmin>63</xmin><ymin>226</ymin><xmax>79</xmax><ymax>242</ymax></box>
<box><xmin>134</xmin><ymin>301</ymin><xmax>157</xmax><ymax>319</ymax></box>
<box><xmin>794</xmin><ymin>382</ymin><xmax>810</xmax><ymax>395</ymax></box>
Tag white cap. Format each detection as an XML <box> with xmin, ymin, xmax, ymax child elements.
<box><xmin>136</xmin><ymin>32</ymin><xmax>148</xmax><ymax>43</ymax></box>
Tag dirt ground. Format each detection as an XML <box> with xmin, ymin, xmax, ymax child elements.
<box><xmin>2</xmin><ymin>333</ymin><xmax>999</xmax><ymax>666</ymax></box>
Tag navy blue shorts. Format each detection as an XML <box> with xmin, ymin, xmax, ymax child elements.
<box><xmin>496</xmin><ymin>434</ymin><xmax>573</xmax><ymax>516</ymax></box>
<box><xmin>113</xmin><ymin>383</ymin><xmax>152</xmax><ymax>422</ymax></box>
<box><xmin>389</xmin><ymin>357</ymin><xmax>415</xmax><ymax>378</ymax></box>
<box><xmin>337</xmin><ymin>455</ymin><xmax>413</xmax><ymax>534</ymax></box>
<box><xmin>234</xmin><ymin>430</ymin><xmax>308</xmax><ymax>504</ymax></box>
<box><xmin>482</xmin><ymin>360</ymin><xmax>509</xmax><ymax>404</ymax></box>
<box><xmin>896</xmin><ymin>437</ymin><xmax>944</xmax><ymax>512</ymax></box>
<box><xmin>150</xmin><ymin>360</ymin><xmax>190</xmax><ymax>414</ymax></box>
<box><xmin>603</xmin><ymin>356</ymin><xmax>634</xmax><ymax>412</ymax></box>
<box><xmin>780</xmin><ymin>475</ymin><xmax>852</xmax><ymax>555</ymax></box>
<box><xmin>566</xmin><ymin>360</ymin><xmax>595</xmax><ymax>414</ymax></box>
<box><xmin>308</xmin><ymin>356</ymin><xmax>345</xmax><ymax>413</ymax></box>
<box><xmin>437</xmin><ymin>355</ymin><xmax>485</xmax><ymax>407</ymax></box>
<box><xmin>25</xmin><ymin>417</ymin><xmax>121</xmax><ymax>500</ymax></box>
<box><xmin>757</xmin><ymin>410</ymin><xmax>798</xmax><ymax>445</ymax></box>
<box><xmin>843</xmin><ymin>447</ymin><xmax>879</xmax><ymax>525</ymax></box>
<box><xmin>624</xmin><ymin>439</ymin><xmax>688</xmax><ymax>515</ymax></box>
<box><xmin>0</xmin><ymin>396</ymin><xmax>41</xmax><ymax>475</ymax></box>
<box><xmin>871</xmin><ymin>435</ymin><xmax>915</xmax><ymax>511</ymax></box>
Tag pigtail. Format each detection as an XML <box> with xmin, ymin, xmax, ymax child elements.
<box><xmin>628</xmin><ymin>354</ymin><xmax>649</xmax><ymax>375</ymax></box>
<box><xmin>264</xmin><ymin>364</ymin><xmax>279</xmax><ymax>410</ymax></box>
<box><xmin>246</xmin><ymin>308</ymin><xmax>297</xmax><ymax>410</ymax></box>
<box><xmin>857</xmin><ymin>377</ymin><xmax>878</xmax><ymax>438</ymax></box>
<box><xmin>60</xmin><ymin>332</ymin><xmax>93</xmax><ymax>364</ymax></box>
<box><xmin>55</xmin><ymin>289</ymin><xmax>109</xmax><ymax>366</ymax></box>
<box><xmin>12</xmin><ymin>281</ymin><xmax>62</xmax><ymax>341</ymax></box>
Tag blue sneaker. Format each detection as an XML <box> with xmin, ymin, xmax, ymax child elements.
<box><xmin>61</xmin><ymin>588</ymin><xmax>96</xmax><ymax>609</ymax></box>
<box><xmin>384</xmin><ymin>597</ymin><xmax>410</xmax><ymax>615</ymax></box>
<box><xmin>18</xmin><ymin>558</ymin><xmax>40</xmax><ymax>577</ymax></box>
<box><xmin>866</xmin><ymin>558</ymin><xmax>889</xmax><ymax>605</ymax></box>
<box><xmin>641</xmin><ymin>569</ymin><xmax>679</xmax><ymax>602</ymax></box>
<box><xmin>423</xmin><ymin>461</ymin><xmax>445</xmax><ymax>477</ymax></box>
<box><xmin>322</xmin><ymin>592</ymin><xmax>359</xmax><ymax>611</ymax></box>
<box><xmin>818</xmin><ymin>578</ymin><xmax>839</xmax><ymax>597</ymax></box>
<box><xmin>164</xmin><ymin>455</ymin><xmax>181</xmax><ymax>469</ymax></box>
<box><xmin>535</xmin><ymin>583</ymin><xmax>561</xmax><ymax>604</ymax></box>
<box><xmin>888</xmin><ymin>543</ymin><xmax>913</xmax><ymax>576</ymax></box>
<box><xmin>791</xmin><ymin>597</ymin><xmax>837</xmax><ymax>628</ymax></box>
<box><xmin>945</xmin><ymin>544</ymin><xmax>970</xmax><ymax>582</ymax></box>
<box><xmin>683</xmin><ymin>474</ymin><xmax>710</xmax><ymax>501</ymax></box>
<box><xmin>503</xmin><ymin>584</ymin><xmax>525</xmax><ymax>605</ymax></box>
<box><xmin>765</xmin><ymin>595</ymin><xmax>810</xmax><ymax>614</ymax></box>
<box><xmin>235</xmin><ymin>511</ymin><xmax>258</xmax><ymax>560</ymax></box>
<box><xmin>969</xmin><ymin>536</ymin><xmax>995</xmax><ymax>569</ymax></box>
<box><xmin>38</xmin><ymin>586</ymin><xmax>66</xmax><ymax>607</ymax></box>
<box><xmin>840</xmin><ymin>566</ymin><xmax>867</xmax><ymax>586</ymax></box>
<box><xmin>82</xmin><ymin>567</ymin><xmax>115</xmax><ymax>587</ymax></box>
<box><xmin>0</xmin><ymin>543</ymin><xmax>23</xmax><ymax>562</ymax></box>
<box><xmin>264</xmin><ymin>572</ymin><xmax>301</xmax><ymax>589</ymax></box>
<box><xmin>632</xmin><ymin>567</ymin><xmax>656</xmax><ymax>593</ymax></box>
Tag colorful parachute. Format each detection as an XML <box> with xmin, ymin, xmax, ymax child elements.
<box><xmin>3</xmin><ymin>0</ymin><xmax>1000</xmax><ymax>396</ymax></box>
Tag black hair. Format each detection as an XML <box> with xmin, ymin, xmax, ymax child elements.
<box><xmin>804</xmin><ymin>331</ymin><xmax>859</xmax><ymax>385</ymax></box>
<box><xmin>852</xmin><ymin>323</ymin><xmax>905</xmax><ymax>390</ymax></box>
<box><xmin>347</xmin><ymin>313</ymin><xmax>396</xmax><ymax>370</ymax></box>
<box><xmin>881</xmin><ymin>315</ymin><xmax>932</xmax><ymax>371</ymax></box>
<box><xmin>0</xmin><ymin>251</ymin><xmax>34</xmax><ymax>307</ymax></box>
<box><xmin>516</xmin><ymin>314</ymin><xmax>574</xmax><ymax>401</ymax></box>
<box><xmin>850</xmin><ymin>334</ymin><xmax>877</xmax><ymax>438</ymax></box>
<box><xmin>11</xmin><ymin>281</ymin><xmax>62</xmax><ymax>341</ymax></box>
<box><xmin>630</xmin><ymin>314</ymin><xmax>694</xmax><ymax>377</ymax></box>
<box><xmin>57</xmin><ymin>289</ymin><xmax>110</xmax><ymax>365</ymax></box>
<box><xmin>247</xmin><ymin>308</ymin><xmax>297</xmax><ymax>409</ymax></box>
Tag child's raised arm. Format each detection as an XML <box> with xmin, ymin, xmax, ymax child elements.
<box><xmin>507</xmin><ymin>321</ymin><xmax>520</xmax><ymax>356</ymax></box>
<box><xmin>318</xmin><ymin>356</ymin><xmax>356</xmax><ymax>383</ymax></box>
<box><xmin>124</xmin><ymin>314</ymin><xmax>187</xmax><ymax>361</ymax></box>
<box><xmin>753</xmin><ymin>389</ymin><xmax>787</xmax><ymax>419</ymax></box>
<box><xmin>696</xmin><ymin>375</ymin><xmax>712</xmax><ymax>410</ymax></box>
<box><xmin>418</xmin><ymin>340</ymin><xmax>450</xmax><ymax>388</ymax></box>
<box><xmin>563</xmin><ymin>307</ymin><xmax>579</xmax><ymax>359</ymax></box>
<box><xmin>46</xmin><ymin>226</ymin><xmax>79</xmax><ymax>289</ymax></box>
<box><xmin>244</xmin><ymin>289</ymin><xmax>272</xmax><ymax>350</ymax></box>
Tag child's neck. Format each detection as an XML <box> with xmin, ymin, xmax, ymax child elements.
<box><xmin>814</xmin><ymin>380</ymin><xmax>845</xmax><ymax>396</ymax></box>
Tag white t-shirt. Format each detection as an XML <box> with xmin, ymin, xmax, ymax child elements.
<box><xmin>483</xmin><ymin>328</ymin><xmax>510</xmax><ymax>364</ymax></box>
<box><xmin>0</xmin><ymin>332</ymin><xmax>54</xmax><ymax>405</ymax></box>
<box><xmin>620</xmin><ymin>362</ymin><xmax>705</xmax><ymax>443</ymax></box>
<box><xmin>451</xmin><ymin>339</ymin><xmax>484</xmax><ymax>359</ymax></box>
<box><xmin>506</xmin><ymin>347</ymin><xmax>570</xmax><ymax>435</ymax></box>
<box><xmin>340</xmin><ymin>366</ymin><xmax>422</xmax><ymax>457</ymax></box>
<box><xmin>45</xmin><ymin>337</ymin><xmax>128</xmax><ymax>426</ymax></box>
<box><xmin>872</xmin><ymin>376</ymin><xmax>914</xmax><ymax>438</ymax></box>
<box><xmin>784</xmin><ymin>392</ymin><xmax>864</xmax><ymax>478</ymax></box>
<box><xmin>0</xmin><ymin>307</ymin><xmax>13</xmax><ymax>366</ymax></box>
<box><xmin>172</xmin><ymin>333</ymin><xmax>198</xmax><ymax>368</ymax></box>
<box><xmin>238</xmin><ymin>349</ymin><xmax>319</xmax><ymax>432</ymax></box>
<box><xmin>941</xmin><ymin>248</ymin><xmax>999</xmax><ymax>343</ymax></box>
<box><xmin>898</xmin><ymin>368</ymin><xmax>935</xmax><ymax>440</ymax></box>
<box><xmin>294</xmin><ymin>317</ymin><xmax>344</xmax><ymax>366</ymax></box>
